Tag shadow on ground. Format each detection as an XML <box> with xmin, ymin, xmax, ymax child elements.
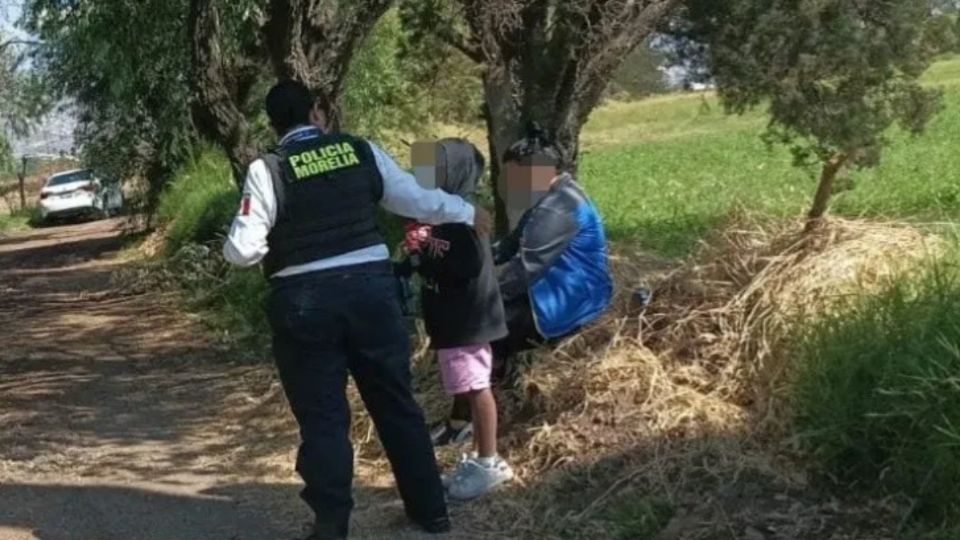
<box><xmin>0</xmin><ymin>481</ymin><xmax>451</xmax><ymax>540</ymax></box>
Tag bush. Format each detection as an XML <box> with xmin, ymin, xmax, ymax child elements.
<box><xmin>0</xmin><ymin>205</ymin><xmax>42</xmax><ymax>232</ymax></box>
<box><xmin>154</xmin><ymin>150</ymin><xmax>270</xmax><ymax>347</ymax></box>
<box><xmin>343</xmin><ymin>9</ymin><xmax>427</xmax><ymax>142</ymax></box>
<box><xmin>163</xmin><ymin>243</ymin><xmax>270</xmax><ymax>348</ymax></box>
<box><xmin>792</xmin><ymin>251</ymin><xmax>960</xmax><ymax>525</ymax></box>
<box><xmin>157</xmin><ymin>150</ymin><xmax>238</xmax><ymax>255</ymax></box>
<box><xmin>924</xmin><ymin>14</ymin><xmax>959</xmax><ymax>57</ymax></box>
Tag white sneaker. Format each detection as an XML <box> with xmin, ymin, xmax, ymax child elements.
<box><xmin>447</xmin><ymin>456</ymin><xmax>514</xmax><ymax>500</ymax></box>
<box><xmin>441</xmin><ymin>453</ymin><xmax>473</xmax><ymax>489</ymax></box>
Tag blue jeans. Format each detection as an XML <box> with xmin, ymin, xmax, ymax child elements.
<box><xmin>267</xmin><ymin>261</ymin><xmax>447</xmax><ymax>537</ymax></box>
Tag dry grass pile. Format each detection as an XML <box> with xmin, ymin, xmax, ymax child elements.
<box><xmin>645</xmin><ymin>215</ymin><xmax>943</xmax><ymax>429</ymax></box>
<box><xmin>450</xmin><ymin>216</ymin><xmax>940</xmax><ymax>538</ymax></box>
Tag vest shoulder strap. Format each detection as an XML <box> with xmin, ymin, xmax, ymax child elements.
<box><xmin>262</xmin><ymin>152</ymin><xmax>286</xmax><ymax>221</ymax></box>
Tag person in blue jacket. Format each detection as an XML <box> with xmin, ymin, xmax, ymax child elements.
<box><xmin>432</xmin><ymin>125</ymin><xmax>615</xmax><ymax>446</ymax></box>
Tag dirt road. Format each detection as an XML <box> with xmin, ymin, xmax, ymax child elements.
<box><xmin>0</xmin><ymin>220</ymin><xmax>436</xmax><ymax>540</ymax></box>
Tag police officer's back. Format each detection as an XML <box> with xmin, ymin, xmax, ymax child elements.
<box><xmin>223</xmin><ymin>80</ymin><xmax>489</xmax><ymax>540</ymax></box>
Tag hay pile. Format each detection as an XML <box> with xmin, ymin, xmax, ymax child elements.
<box><xmin>645</xmin><ymin>216</ymin><xmax>942</xmax><ymax>428</ymax></box>
<box><xmin>451</xmin><ymin>216</ymin><xmax>941</xmax><ymax>538</ymax></box>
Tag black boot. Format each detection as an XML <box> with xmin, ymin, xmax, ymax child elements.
<box><xmin>407</xmin><ymin>512</ymin><xmax>452</xmax><ymax>534</ymax></box>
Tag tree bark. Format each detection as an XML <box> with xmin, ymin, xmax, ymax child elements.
<box><xmin>189</xmin><ymin>0</ymin><xmax>392</xmax><ymax>190</ymax></box>
<box><xmin>805</xmin><ymin>153</ymin><xmax>848</xmax><ymax>233</ymax></box>
<box><xmin>188</xmin><ymin>0</ymin><xmax>261</xmax><ymax>190</ymax></box>
<box><xmin>263</xmin><ymin>0</ymin><xmax>393</xmax><ymax>133</ymax></box>
<box><xmin>481</xmin><ymin>68</ymin><xmax>522</xmax><ymax>235</ymax></box>
<box><xmin>458</xmin><ymin>0</ymin><xmax>679</xmax><ymax>231</ymax></box>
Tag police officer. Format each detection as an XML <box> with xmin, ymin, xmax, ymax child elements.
<box><xmin>223</xmin><ymin>80</ymin><xmax>492</xmax><ymax>540</ymax></box>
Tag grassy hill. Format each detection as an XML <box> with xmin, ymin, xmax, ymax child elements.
<box><xmin>579</xmin><ymin>55</ymin><xmax>960</xmax><ymax>256</ymax></box>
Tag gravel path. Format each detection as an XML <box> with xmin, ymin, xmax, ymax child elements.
<box><xmin>0</xmin><ymin>219</ymin><xmax>439</xmax><ymax>540</ymax></box>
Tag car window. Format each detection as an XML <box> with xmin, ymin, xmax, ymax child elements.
<box><xmin>47</xmin><ymin>170</ymin><xmax>93</xmax><ymax>187</ymax></box>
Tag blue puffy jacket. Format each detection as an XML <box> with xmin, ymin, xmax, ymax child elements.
<box><xmin>496</xmin><ymin>174</ymin><xmax>614</xmax><ymax>338</ymax></box>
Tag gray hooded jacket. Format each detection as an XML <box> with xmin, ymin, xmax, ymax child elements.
<box><xmin>415</xmin><ymin>139</ymin><xmax>508</xmax><ymax>349</ymax></box>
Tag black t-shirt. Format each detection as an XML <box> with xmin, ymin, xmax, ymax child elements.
<box><xmin>416</xmin><ymin>223</ymin><xmax>508</xmax><ymax>349</ymax></box>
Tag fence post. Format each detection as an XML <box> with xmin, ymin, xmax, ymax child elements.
<box><xmin>17</xmin><ymin>156</ymin><xmax>26</xmax><ymax>211</ymax></box>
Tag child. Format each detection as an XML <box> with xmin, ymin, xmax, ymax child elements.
<box><xmin>400</xmin><ymin>138</ymin><xmax>514</xmax><ymax>500</ymax></box>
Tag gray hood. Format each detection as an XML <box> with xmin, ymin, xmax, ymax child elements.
<box><xmin>436</xmin><ymin>138</ymin><xmax>483</xmax><ymax>200</ymax></box>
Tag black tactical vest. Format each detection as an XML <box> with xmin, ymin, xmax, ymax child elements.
<box><xmin>263</xmin><ymin>131</ymin><xmax>385</xmax><ymax>277</ymax></box>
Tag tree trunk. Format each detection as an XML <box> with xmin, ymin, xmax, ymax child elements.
<box><xmin>189</xmin><ymin>0</ymin><xmax>261</xmax><ymax>191</ymax></box>
<box><xmin>456</xmin><ymin>0</ymin><xmax>678</xmax><ymax>233</ymax></box>
<box><xmin>553</xmin><ymin>120</ymin><xmax>583</xmax><ymax>174</ymax></box>
<box><xmin>263</xmin><ymin>0</ymin><xmax>392</xmax><ymax>135</ymax></box>
<box><xmin>481</xmin><ymin>71</ymin><xmax>522</xmax><ymax>236</ymax></box>
<box><xmin>482</xmin><ymin>71</ymin><xmax>588</xmax><ymax>235</ymax></box>
<box><xmin>805</xmin><ymin>153</ymin><xmax>847</xmax><ymax>233</ymax></box>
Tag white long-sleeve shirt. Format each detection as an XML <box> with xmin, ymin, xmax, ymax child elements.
<box><xmin>223</xmin><ymin>127</ymin><xmax>476</xmax><ymax>278</ymax></box>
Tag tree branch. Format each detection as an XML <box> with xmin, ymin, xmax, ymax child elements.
<box><xmin>0</xmin><ymin>39</ymin><xmax>40</xmax><ymax>54</ymax></box>
<box><xmin>263</xmin><ymin>0</ymin><xmax>393</xmax><ymax>131</ymax></box>
<box><xmin>263</xmin><ymin>0</ymin><xmax>301</xmax><ymax>80</ymax></box>
<box><xmin>572</xmin><ymin>0</ymin><xmax>679</xmax><ymax>124</ymax></box>
<box><xmin>440</xmin><ymin>28</ymin><xmax>484</xmax><ymax>63</ymax></box>
<box><xmin>301</xmin><ymin>0</ymin><xmax>393</xmax><ymax>85</ymax></box>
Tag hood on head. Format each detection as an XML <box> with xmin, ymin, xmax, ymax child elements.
<box><xmin>435</xmin><ymin>138</ymin><xmax>484</xmax><ymax>199</ymax></box>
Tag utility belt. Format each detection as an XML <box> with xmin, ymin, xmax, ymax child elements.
<box><xmin>269</xmin><ymin>260</ymin><xmax>392</xmax><ymax>287</ymax></box>
<box><xmin>268</xmin><ymin>258</ymin><xmax>418</xmax><ymax>320</ymax></box>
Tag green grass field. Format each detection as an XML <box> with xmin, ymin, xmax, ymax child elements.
<box><xmin>0</xmin><ymin>206</ymin><xmax>38</xmax><ymax>234</ymax></box>
<box><xmin>579</xmin><ymin>56</ymin><xmax>960</xmax><ymax>257</ymax></box>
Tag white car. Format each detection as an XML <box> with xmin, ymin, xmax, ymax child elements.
<box><xmin>39</xmin><ymin>169</ymin><xmax>124</xmax><ymax>222</ymax></box>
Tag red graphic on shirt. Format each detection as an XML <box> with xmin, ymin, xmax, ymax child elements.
<box><xmin>240</xmin><ymin>195</ymin><xmax>251</xmax><ymax>216</ymax></box>
<box><xmin>403</xmin><ymin>222</ymin><xmax>432</xmax><ymax>253</ymax></box>
<box><xmin>402</xmin><ymin>222</ymin><xmax>450</xmax><ymax>258</ymax></box>
<box><xmin>422</xmin><ymin>236</ymin><xmax>451</xmax><ymax>258</ymax></box>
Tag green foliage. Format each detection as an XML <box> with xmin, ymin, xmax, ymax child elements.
<box><xmin>924</xmin><ymin>14</ymin><xmax>959</xmax><ymax>56</ymax></box>
<box><xmin>791</xmin><ymin>252</ymin><xmax>960</xmax><ymax>524</ymax></box>
<box><xmin>0</xmin><ymin>205</ymin><xmax>37</xmax><ymax>233</ymax></box>
<box><xmin>341</xmin><ymin>3</ymin><xmax>484</xmax><ymax>150</ymax></box>
<box><xmin>156</xmin><ymin>150</ymin><xmax>237</xmax><ymax>255</ymax></box>
<box><xmin>396</xmin><ymin>1</ymin><xmax>483</xmax><ymax>125</ymax></box>
<box><xmin>343</xmin><ymin>10</ymin><xmax>428</xmax><ymax>141</ymax></box>
<box><xmin>163</xmin><ymin>243</ymin><xmax>270</xmax><ymax>348</ymax></box>
<box><xmin>23</xmin><ymin>0</ymin><xmax>197</xmax><ymax>195</ymax></box>
<box><xmin>154</xmin><ymin>148</ymin><xmax>268</xmax><ymax>345</ymax></box>
<box><xmin>955</xmin><ymin>15</ymin><xmax>960</xmax><ymax>52</ymax></box>
<box><xmin>607</xmin><ymin>42</ymin><xmax>668</xmax><ymax>99</ymax></box>
<box><xmin>0</xmin><ymin>134</ymin><xmax>12</xmax><ymax>174</ymax></box>
<box><xmin>932</xmin><ymin>0</ymin><xmax>960</xmax><ymax>14</ymax></box>
<box><xmin>675</xmin><ymin>0</ymin><xmax>943</xmax><ymax>217</ymax></box>
<box><xmin>0</xmin><ymin>31</ymin><xmax>50</xmax><ymax>137</ymax></box>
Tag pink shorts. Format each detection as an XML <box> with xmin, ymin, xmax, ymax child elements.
<box><xmin>437</xmin><ymin>344</ymin><xmax>493</xmax><ymax>396</ymax></box>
